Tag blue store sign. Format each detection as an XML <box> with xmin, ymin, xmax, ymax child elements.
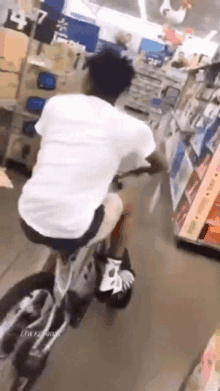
<box><xmin>3</xmin><ymin>0</ymin><xmax>100</xmax><ymax>51</ymax></box>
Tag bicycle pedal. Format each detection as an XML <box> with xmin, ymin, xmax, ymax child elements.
<box><xmin>13</xmin><ymin>338</ymin><xmax>48</xmax><ymax>373</ymax></box>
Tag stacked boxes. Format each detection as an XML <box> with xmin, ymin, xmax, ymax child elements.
<box><xmin>0</xmin><ymin>72</ymin><xmax>19</xmax><ymax>99</ymax></box>
<box><xmin>0</xmin><ymin>28</ymin><xmax>28</xmax><ymax>72</ymax></box>
<box><xmin>0</xmin><ymin>29</ymin><xmax>28</xmax><ymax>100</ymax></box>
<box><xmin>4</xmin><ymin>38</ymin><xmax>86</xmax><ymax>170</ymax></box>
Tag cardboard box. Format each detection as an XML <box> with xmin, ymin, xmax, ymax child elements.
<box><xmin>40</xmin><ymin>42</ymin><xmax>85</xmax><ymax>74</ymax></box>
<box><xmin>0</xmin><ymin>72</ymin><xmax>19</xmax><ymax>99</ymax></box>
<box><xmin>0</xmin><ymin>29</ymin><xmax>28</xmax><ymax>72</ymax></box>
<box><xmin>6</xmin><ymin>133</ymin><xmax>41</xmax><ymax>171</ymax></box>
<box><xmin>0</xmin><ymin>58</ymin><xmax>19</xmax><ymax>73</ymax></box>
<box><xmin>42</xmin><ymin>44</ymin><xmax>58</xmax><ymax>62</ymax></box>
<box><xmin>65</xmin><ymin>71</ymin><xmax>85</xmax><ymax>94</ymax></box>
<box><xmin>52</xmin><ymin>43</ymin><xmax>69</xmax><ymax>73</ymax></box>
<box><xmin>57</xmin><ymin>76</ymin><xmax>67</xmax><ymax>93</ymax></box>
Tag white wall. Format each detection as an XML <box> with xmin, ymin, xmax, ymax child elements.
<box><xmin>62</xmin><ymin>0</ymin><xmax>96</xmax><ymax>19</ymax></box>
<box><xmin>181</xmin><ymin>36</ymin><xmax>218</xmax><ymax>57</ymax></box>
<box><xmin>63</xmin><ymin>0</ymin><xmax>164</xmax><ymax>52</ymax></box>
<box><xmin>96</xmin><ymin>9</ymin><xmax>164</xmax><ymax>52</ymax></box>
<box><xmin>96</xmin><ymin>20</ymin><xmax>142</xmax><ymax>52</ymax></box>
<box><xmin>63</xmin><ymin>0</ymin><xmax>218</xmax><ymax>57</ymax></box>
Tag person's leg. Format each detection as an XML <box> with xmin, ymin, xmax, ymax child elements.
<box><xmin>96</xmin><ymin>203</ymin><xmax>135</xmax><ymax>305</ymax></box>
<box><xmin>103</xmin><ymin>208</ymin><xmax>130</xmax><ymax>263</ymax></box>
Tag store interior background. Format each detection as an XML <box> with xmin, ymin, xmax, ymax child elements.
<box><xmin>2</xmin><ymin>0</ymin><xmax>220</xmax><ymax>390</ymax></box>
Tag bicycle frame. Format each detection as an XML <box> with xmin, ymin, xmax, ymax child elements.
<box><xmin>9</xmin><ymin>191</ymin><xmax>124</xmax><ymax>390</ymax></box>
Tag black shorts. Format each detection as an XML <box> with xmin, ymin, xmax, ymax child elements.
<box><xmin>20</xmin><ymin>205</ymin><xmax>105</xmax><ymax>254</ymax></box>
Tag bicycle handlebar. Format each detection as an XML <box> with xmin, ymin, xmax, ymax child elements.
<box><xmin>112</xmin><ymin>168</ymin><xmax>153</xmax><ymax>191</ymax></box>
<box><xmin>114</xmin><ymin>167</ymin><xmax>152</xmax><ymax>180</ymax></box>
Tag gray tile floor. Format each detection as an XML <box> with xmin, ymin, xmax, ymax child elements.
<box><xmin>1</xmin><ymin>169</ymin><xmax>220</xmax><ymax>390</ymax></box>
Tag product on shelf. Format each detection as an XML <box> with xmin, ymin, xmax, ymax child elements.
<box><xmin>206</xmin><ymin>129</ymin><xmax>220</xmax><ymax>154</ymax></box>
<box><xmin>42</xmin><ymin>44</ymin><xmax>59</xmax><ymax>63</ymax></box>
<box><xmin>179</xmin><ymin>143</ymin><xmax>220</xmax><ymax>241</ymax></box>
<box><xmin>6</xmin><ymin>132</ymin><xmax>40</xmax><ymax>171</ymax></box>
<box><xmin>204</xmin><ymin>103</ymin><xmax>220</xmax><ymax>119</ymax></box>
<box><xmin>185</xmin><ymin>171</ymin><xmax>201</xmax><ymax>205</ymax></box>
<box><xmin>37</xmin><ymin>72</ymin><xmax>56</xmax><ymax>90</ymax></box>
<box><xmin>190</xmin><ymin>128</ymin><xmax>209</xmax><ymax>157</ymax></box>
<box><xmin>212</xmin><ymin>88</ymin><xmax>220</xmax><ymax>104</ymax></box>
<box><xmin>52</xmin><ymin>42</ymin><xmax>76</xmax><ymax>73</ymax></box>
<box><xmin>199</xmin><ymin>193</ymin><xmax>220</xmax><ymax>244</ymax></box>
<box><xmin>175</xmin><ymin>196</ymin><xmax>191</xmax><ymax>232</ymax></box>
<box><xmin>0</xmin><ymin>109</ymin><xmax>13</xmax><ymax>158</ymax></box>
<box><xmin>181</xmin><ymin>328</ymin><xmax>220</xmax><ymax>391</ymax></box>
<box><xmin>170</xmin><ymin>151</ymin><xmax>194</xmax><ymax>211</ymax></box>
<box><xmin>196</xmin><ymin>153</ymin><xmax>213</xmax><ymax>179</ymax></box>
<box><xmin>22</xmin><ymin>121</ymin><xmax>37</xmax><ymax>138</ymax></box>
<box><xmin>164</xmin><ymin>61</ymin><xmax>220</xmax><ymax>250</ymax></box>
<box><xmin>26</xmin><ymin>97</ymin><xmax>47</xmax><ymax>114</ymax></box>
<box><xmin>34</xmin><ymin>42</ymin><xmax>78</xmax><ymax>74</ymax></box>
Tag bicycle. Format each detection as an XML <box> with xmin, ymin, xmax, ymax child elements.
<box><xmin>0</xmin><ymin>173</ymin><xmax>136</xmax><ymax>391</ymax></box>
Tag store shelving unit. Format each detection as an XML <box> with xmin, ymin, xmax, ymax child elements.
<box><xmin>163</xmin><ymin>61</ymin><xmax>220</xmax><ymax>251</ymax></box>
<box><xmin>0</xmin><ymin>99</ymin><xmax>17</xmax><ymax>111</ymax></box>
<box><xmin>125</xmin><ymin>62</ymin><xmax>185</xmax><ymax>129</ymax></box>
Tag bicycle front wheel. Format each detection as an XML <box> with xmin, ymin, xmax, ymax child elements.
<box><xmin>0</xmin><ymin>272</ymin><xmax>54</xmax><ymax>358</ymax></box>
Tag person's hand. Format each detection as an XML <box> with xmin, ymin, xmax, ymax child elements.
<box><xmin>145</xmin><ymin>153</ymin><xmax>168</xmax><ymax>176</ymax></box>
<box><xmin>112</xmin><ymin>175</ymin><xmax>123</xmax><ymax>190</ymax></box>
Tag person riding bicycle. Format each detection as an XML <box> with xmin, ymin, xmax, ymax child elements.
<box><xmin>18</xmin><ymin>49</ymin><xmax>167</xmax><ymax>309</ymax></box>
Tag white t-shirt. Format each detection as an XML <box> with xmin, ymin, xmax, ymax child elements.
<box><xmin>18</xmin><ymin>94</ymin><xmax>156</xmax><ymax>239</ymax></box>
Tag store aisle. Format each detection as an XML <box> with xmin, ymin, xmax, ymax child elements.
<box><xmin>1</xmin><ymin>169</ymin><xmax>220</xmax><ymax>391</ymax></box>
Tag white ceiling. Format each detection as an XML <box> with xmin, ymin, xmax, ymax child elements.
<box><xmin>89</xmin><ymin>0</ymin><xmax>220</xmax><ymax>40</ymax></box>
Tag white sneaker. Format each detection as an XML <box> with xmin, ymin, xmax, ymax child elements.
<box><xmin>99</xmin><ymin>258</ymin><xmax>135</xmax><ymax>295</ymax></box>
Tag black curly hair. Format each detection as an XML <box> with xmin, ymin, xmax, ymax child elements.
<box><xmin>86</xmin><ymin>48</ymin><xmax>135</xmax><ymax>98</ymax></box>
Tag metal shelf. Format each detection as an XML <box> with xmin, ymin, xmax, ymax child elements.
<box><xmin>21</xmin><ymin>111</ymin><xmax>40</xmax><ymax>120</ymax></box>
<box><xmin>0</xmin><ymin>99</ymin><xmax>17</xmax><ymax>111</ymax></box>
<box><xmin>125</xmin><ymin>103</ymin><xmax>149</xmax><ymax>115</ymax></box>
<box><xmin>27</xmin><ymin>58</ymin><xmax>75</xmax><ymax>77</ymax></box>
<box><xmin>176</xmin><ymin>233</ymin><xmax>220</xmax><ymax>254</ymax></box>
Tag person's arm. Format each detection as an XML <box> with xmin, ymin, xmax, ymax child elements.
<box><xmin>145</xmin><ymin>150</ymin><xmax>168</xmax><ymax>174</ymax></box>
<box><xmin>116</xmin><ymin>150</ymin><xmax>168</xmax><ymax>179</ymax></box>
<box><xmin>35</xmin><ymin>97</ymin><xmax>55</xmax><ymax>136</ymax></box>
<box><xmin>116</xmin><ymin>117</ymin><xmax>167</xmax><ymax>180</ymax></box>
<box><xmin>32</xmin><ymin>98</ymin><xmax>55</xmax><ymax>171</ymax></box>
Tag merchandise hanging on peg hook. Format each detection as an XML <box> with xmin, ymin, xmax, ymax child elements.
<box><xmin>160</xmin><ymin>0</ymin><xmax>193</xmax><ymax>25</ymax></box>
<box><xmin>179</xmin><ymin>0</ymin><xmax>193</xmax><ymax>10</ymax></box>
